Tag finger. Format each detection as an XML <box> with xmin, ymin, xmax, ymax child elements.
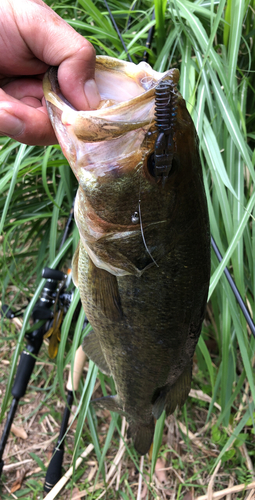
<box><xmin>2</xmin><ymin>78</ymin><xmax>44</xmax><ymax>107</ymax></box>
<box><xmin>57</xmin><ymin>45</ymin><xmax>101</xmax><ymax>111</ymax></box>
<box><xmin>0</xmin><ymin>100</ymin><xmax>56</xmax><ymax>146</ymax></box>
<box><xmin>13</xmin><ymin>0</ymin><xmax>101</xmax><ymax>110</ymax></box>
<box><xmin>2</xmin><ymin>78</ymin><xmax>44</xmax><ymax>100</ymax></box>
<box><xmin>0</xmin><ymin>88</ymin><xmax>41</xmax><ymax>109</ymax></box>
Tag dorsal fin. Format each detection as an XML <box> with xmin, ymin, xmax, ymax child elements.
<box><xmin>152</xmin><ymin>362</ymin><xmax>192</xmax><ymax>419</ymax></box>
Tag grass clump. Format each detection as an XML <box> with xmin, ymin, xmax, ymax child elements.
<box><xmin>1</xmin><ymin>0</ymin><xmax>255</xmax><ymax>498</ymax></box>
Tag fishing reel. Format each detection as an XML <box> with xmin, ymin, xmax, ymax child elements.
<box><xmin>33</xmin><ymin>266</ymin><xmax>69</xmax><ymax>319</ymax></box>
<box><xmin>0</xmin><ymin>267</ymin><xmax>73</xmax><ymax>324</ymax></box>
<box><xmin>33</xmin><ymin>266</ymin><xmax>75</xmax><ymax>359</ymax></box>
<box><xmin>8</xmin><ymin>266</ymin><xmax>74</xmax><ymax>397</ymax></box>
<box><xmin>0</xmin><ymin>197</ymin><xmax>77</xmax><ymax>480</ymax></box>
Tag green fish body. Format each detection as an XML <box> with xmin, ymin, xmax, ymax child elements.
<box><xmin>43</xmin><ymin>57</ymin><xmax>210</xmax><ymax>455</ymax></box>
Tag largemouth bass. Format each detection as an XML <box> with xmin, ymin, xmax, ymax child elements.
<box><xmin>43</xmin><ymin>56</ymin><xmax>210</xmax><ymax>455</ymax></box>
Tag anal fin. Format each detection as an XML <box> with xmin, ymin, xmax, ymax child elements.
<box><xmin>91</xmin><ymin>395</ymin><xmax>127</xmax><ymax>417</ymax></box>
<box><xmin>151</xmin><ymin>389</ymin><xmax>166</xmax><ymax>420</ymax></box>
<box><xmin>165</xmin><ymin>362</ymin><xmax>192</xmax><ymax>416</ymax></box>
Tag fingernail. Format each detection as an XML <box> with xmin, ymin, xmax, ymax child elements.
<box><xmin>0</xmin><ymin>109</ymin><xmax>24</xmax><ymax>137</ymax></box>
<box><xmin>84</xmin><ymin>79</ymin><xmax>101</xmax><ymax>109</ymax></box>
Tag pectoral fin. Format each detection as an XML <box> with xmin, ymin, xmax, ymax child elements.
<box><xmin>88</xmin><ymin>257</ymin><xmax>123</xmax><ymax>322</ymax></box>
<box><xmin>82</xmin><ymin>331</ymin><xmax>110</xmax><ymax>376</ymax></box>
<box><xmin>72</xmin><ymin>241</ymin><xmax>80</xmax><ymax>288</ymax></box>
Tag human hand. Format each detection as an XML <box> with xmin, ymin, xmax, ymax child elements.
<box><xmin>0</xmin><ymin>0</ymin><xmax>100</xmax><ymax>145</ymax></box>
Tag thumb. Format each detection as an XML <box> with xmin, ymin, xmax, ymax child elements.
<box><xmin>12</xmin><ymin>0</ymin><xmax>101</xmax><ymax>111</ymax></box>
<box><xmin>57</xmin><ymin>43</ymin><xmax>101</xmax><ymax>111</ymax></box>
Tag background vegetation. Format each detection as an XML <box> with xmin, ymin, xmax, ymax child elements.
<box><xmin>0</xmin><ymin>0</ymin><xmax>255</xmax><ymax>498</ymax></box>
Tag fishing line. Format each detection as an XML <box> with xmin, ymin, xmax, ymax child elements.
<box><xmin>138</xmin><ymin>196</ymin><xmax>159</xmax><ymax>268</ymax></box>
<box><xmin>103</xmin><ymin>0</ymin><xmax>133</xmax><ymax>63</ymax></box>
<box><xmin>108</xmin><ymin>5</ymin><xmax>255</xmax><ymax>337</ymax></box>
<box><xmin>142</xmin><ymin>10</ymin><xmax>155</xmax><ymax>62</ymax></box>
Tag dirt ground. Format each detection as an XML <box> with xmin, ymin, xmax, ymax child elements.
<box><xmin>1</xmin><ymin>317</ymin><xmax>255</xmax><ymax>500</ymax></box>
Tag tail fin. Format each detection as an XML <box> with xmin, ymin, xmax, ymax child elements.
<box><xmin>128</xmin><ymin>419</ymin><xmax>155</xmax><ymax>455</ymax></box>
<box><xmin>92</xmin><ymin>396</ymin><xmax>154</xmax><ymax>455</ymax></box>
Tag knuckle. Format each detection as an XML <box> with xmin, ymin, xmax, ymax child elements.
<box><xmin>77</xmin><ymin>41</ymin><xmax>96</xmax><ymax>62</ymax></box>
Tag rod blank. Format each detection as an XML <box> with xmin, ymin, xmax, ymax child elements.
<box><xmin>211</xmin><ymin>236</ymin><xmax>255</xmax><ymax>338</ymax></box>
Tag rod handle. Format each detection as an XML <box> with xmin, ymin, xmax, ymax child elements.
<box><xmin>42</xmin><ymin>267</ymin><xmax>66</xmax><ymax>281</ymax></box>
<box><xmin>12</xmin><ymin>345</ymin><xmax>42</xmax><ymax>399</ymax></box>
<box><xmin>66</xmin><ymin>345</ymin><xmax>87</xmax><ymax>392</ymax></box>
<box><xmin>44</xmin><ymin>447</ymin><xmax>64</xmax><ymax>493</ymax></box>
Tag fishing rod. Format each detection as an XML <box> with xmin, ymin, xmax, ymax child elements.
<box><xmin>44</xmin><ymin>333</ymin><xmax>88</xmax><ymax>493</ymax></box>
<box><xmin>102</xmin><ymin>0</ymin><xmax>132</xmax><ymax>63</ymax></box>
<box><xmin>211</xmin><ymin>236</ymin><xmax>255</xmax><ymax>338</ymax></box>
<box><xmin>0</xmin><ymin>201</ymin><xmax>75</xmax><ymax>478</ymax></box>
<box><xmin>143</xmin><ymin>9</ymin><xmax>155</xmax><ymax>62</ymax></box>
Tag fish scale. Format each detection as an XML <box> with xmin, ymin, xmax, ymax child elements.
<box><xmin>43</xmin><ymin>56</ymin><xmax>210</xmax><ymax>455</ymax></box>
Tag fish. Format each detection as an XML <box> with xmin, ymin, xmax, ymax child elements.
<box><xmin>43</xmin><ymin>56</ymin><xmax>210</xmax><ymax>455</ymax></box>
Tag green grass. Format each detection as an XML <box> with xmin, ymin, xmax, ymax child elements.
<box><xmin>1</xmin><ymin>0</ymin><xmax>255</xmax><ymax>498</ymax></box>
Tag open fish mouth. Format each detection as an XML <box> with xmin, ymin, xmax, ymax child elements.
<box><xmin>43</xmin><ymin>56</ymin><xmax>179</xmax><ymax>142</ymax></box>
<box><xmin>43</xmin><ymin>56</ymin><xmax>179</xmax><ymax>183</ymax></box>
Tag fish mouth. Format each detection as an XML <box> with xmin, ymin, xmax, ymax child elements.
<box><xmin>43</xmin><ymin>56</ymin><xmax>180</xmax><ymax>184</ymax></box>
<box><xmin>43</xmin><ymin>56</ymin><xmax>179</xmax><ymax>143</ymax></box>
